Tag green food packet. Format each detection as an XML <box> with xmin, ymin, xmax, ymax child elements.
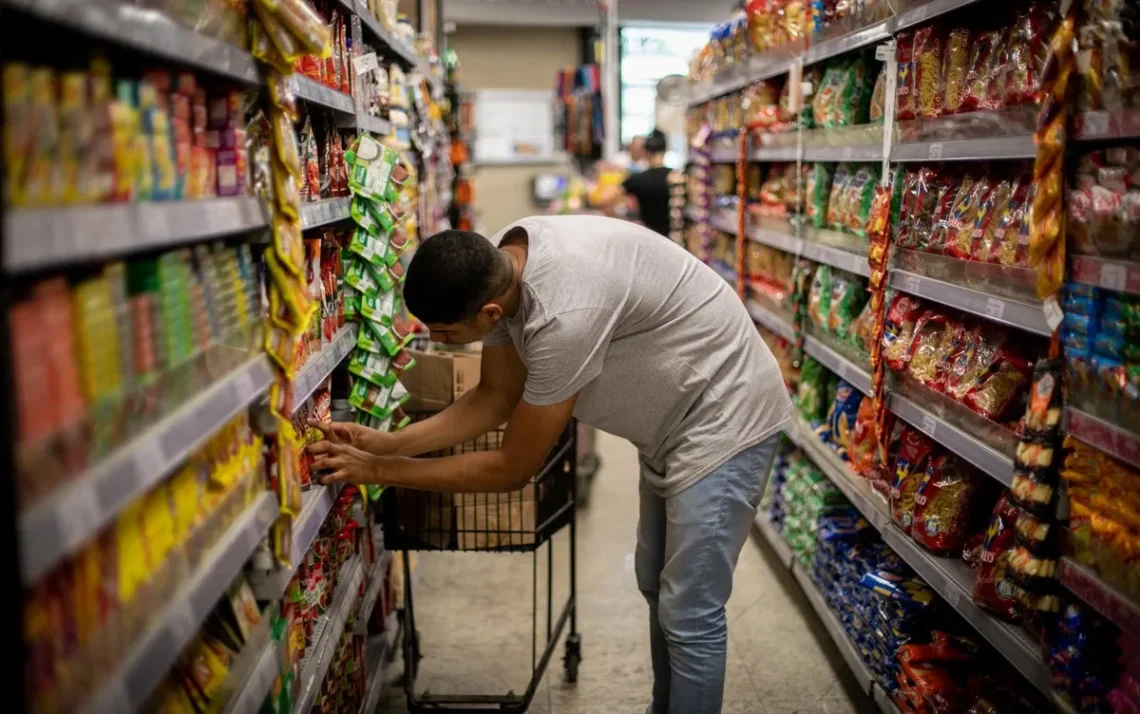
<box><xmin>351</xmin><ymin>196</ymin><xmax>382</xmax><ymax>236</ymax></box>
<box><xmin>346</xmin><ymin>135</ymin><xmax>398</xmax><ymax>199</ymax></box>
<box><xmin>808</xmin><ymin>265</ymin><xmax>831</xmax><ymax>329</ymax></box>
<box><xmin>375</xmin><ymin>265</ymin><xmax>397</xmax><ymax>292</ymax></box>
<box><xmin>356</xmin><ymin>322</ymin><xmax>385</xmax><ymax>354</ymax></box>
<box><xmin>359</xmin><ymin>290</ymin><xmax>396</xmax><ymax>327</ymax></box>
<box><xmin>348</xmin><ymin>378</ymin><xmax>395</xmax><ymax>419</ymax></box>
<box><xmin>386</xmin><ymin>381</ymin><xmax>411</xmax><ymax>413</ymax></box>
<box><xmin>348</xmin><ymin>226</ymin><xmax>389</xmax><ymax>267</ymax></box>
<box><xmin>377</xmin><ymin>322</ymin><xmax>413</xmax><ymax>356</ymax></box>
<box><xmin>344</xmin><ymin>259</ymin><xmax>380</xmax><ymax>299</ymax></box>
<box><xmin>372</xmin><ymin>201</ymin><xmax>399</xmax><ymax>234</ymax></box>
<box><xmin>348</xmin><ymin>349</ymin><xmax>396</xmax><ymax>387</ymax></box>
<box><xmin>392</xmin><ymin>412</ymin><xmax>412</xmax><ymax>430</ymax></box>
<box><xmin>381</xmin><ymin>242</ymin><xmax>400</xmax><ymax>268</ymax></box>
<box><xmin>806</xmin><ymin>163</ymin><xmax>834</xmax><ymax>229</ymax></box>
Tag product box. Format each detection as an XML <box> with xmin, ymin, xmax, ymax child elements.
<box><xmin>457</xmin><ymin>498</ymin><xmax>536</xmax><ymax>550</ymax></box>
<box><xmin>397</xmin><ymin>348</ymin><xmax>480</xmax><ymax>412</ymax></box>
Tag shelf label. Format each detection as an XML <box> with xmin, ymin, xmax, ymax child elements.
<box><xmin>1043</xmin><ymin>294</ymin><xmax>1065</xmax><ymax>331</ymax></box>
<box><xmin>353</xmin><ymin>52</ymin><xmax>379</xmax><ymax>75</ymax></box>
<box><xmin>168</xmin><ymin>600</ymin><xmax>199</xmax><ymax>647</ymax></box>
<box><xmin>903</xmin><ymin>275</ymin><xmax>920</xmax><ymax>294</ymax></box>
<box><xmin>1100</xmin><ymin>262</ymin><xmax>1128</xmax><ymax>292</ymax></box>
<box><xmin>927</xmin><ymin>143</ymin><xmax>944</xmax><ymax>160</ymax></box>
<box><xmin>984</xmin><ymin>297</ymin><xmax>1006</xmax><ymax>322</ymax></box>
<box><xmin>921</xmin><ymin>414</ymin><xmax>937</xmax><ymax>436</ymax></box>
<box><xmin>943</xmin><ymin>587</ymin><xmax>960</xmax><ymax>608</ymax></box>
<box><xmin>132</xmin><ymin>438</ymin><xmax>167</xmax><ymax>489</ymax></box>
<box><xmin>60</xmin><ymin>484</ymin><xmax>101</xmax><ymax>551</ymax></box>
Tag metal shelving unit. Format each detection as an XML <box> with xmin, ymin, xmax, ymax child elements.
<box><xmin>5</xmin><ymin>197</ymin><xmax>269</xmax><ymax>272</ymax></box>
<box><xmin>888</xmin><ymin>270</ymin><xmax>1053</xmax><ymax>336</ymax></box>
<box><xmin>1059</xmin><ymin>557</ymin><xmax>1140</xmax><ymax>643</ymax></box>
<box><xmin>293</xmin><ymin>556</ymin><xmax>365</xmax><ymax>714</ymax></box>
<box><xmin>299</xmin><ymin>198</ymin><xmax>353</xmax><ymax>231</ymax></box>
<box><xmin>290</xmin><ymin>75</ymin><xmax>356</xmax><ymax>114</ymax></box>
<box><xmin>220</xmin><ymin>634</ymin><xmax>284</xmax><ymax>714</ymax></box>
<box><xmin>803</xmin><ymin>335</ymin><xmax>872</xmax><ymax>396</ymax></box>
<box><xmin>779</xmin><ymin>419</ymin><xmax>1055</xmax><ymax>699</ymax></box>
<box><xmin>887</xmin><ymin>393</ymin><xmax>1015</xmax><ymax>486</ymax></box>
<box><xmin>20</xmin><ymin>353</ymin><xmax>275</xmax><ymax>584</ymax></box>
<box><xmin>354</xmin><ymin>0</ymin><xmax>419</xmax><ymax>68</ymax></box>
<box><xmin>250</xmin><ymin>483</ymin><xmax>344</xmax><ymax>599</ymax></box>
<box><xmin>81</xmin><ymin>493</ymin><xmax>279</xmax><ymax>714</ymax></box>
<box><xmin>1064</xmin><ymin>408</ymin><xmax>1140</xmax><ymax>471</ymax></box>
<box><xmin>1069</xmin><ymin>255</ymin><xmax>1140</xmax><ymax>296</ymax></box>
<box><xmin>710</xmin><ymin>145</ymin><xmax>739</xmax><ymax>163</ymax></box>
<box><xmin>800</xmin><ymin>241</ymin><xmax>870</xmax><ymax>278</ymax></box>
<box><xmin>803</xmin><ymin>144</ymin><xmax>884</xmax><ymax>162</ymax></box>
<box><xmin>746</xmin><ymin>300</ymin><xmax>796</xmax><ymax>341</ymax></box>
<box><xmin>1072</xmin><ymin>109</ymin><xmax>1140</xmax><ymax>141</ymax></box>
<box><xmin>711</xmin><ymin>209</ymin><xmax>738</xmax><ymax>235</ymax></box>
<box><xmin>749</xmin><ymin>145</ymin><xmax>801</xmax><ymax>162</ymax></box>
<box><xmin>291</xmin><ymin>325</ymin><xmax>359</xmax><ymax>413</ymax></box>
<box><xmin>355</xmin><ymin>550</ymin><xmax>392</xmax><ymax>634</ymax></box>
<box><xmin>890</xmin><ymin>134</ymin><xmax>1037</xmax><ymax>162</ymax></box>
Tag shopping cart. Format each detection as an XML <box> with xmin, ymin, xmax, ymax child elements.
<box><xmin>379</xmin><ymin>418</ymin><xmax>581</xmax><ymax>713</ymax></box>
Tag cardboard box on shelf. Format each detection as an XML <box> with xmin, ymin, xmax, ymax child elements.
<box><xmin>398</xmin><ymin>349</ymin><xmax>481</xmax><ymax>412</ymax></box>
<box><xmin>457</xmin><ymin>498</ymin><xmax>536</xmax><ymax>550</ymax></box>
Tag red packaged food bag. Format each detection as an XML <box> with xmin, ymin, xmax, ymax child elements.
<box><xmin>962</xmin><ymin>28</ymin><xmax>1004</xmax><ymax>112</ymax></box>
<box><xmin>969</xmin><ymin>178</ymin><xmax>1017</xmax><ymax>262</ymax></box>
<box><xmin>912</xmin><ymin>454</ymin><xmax>980</xmax><ymax>556</ymax></box>
<box><xmin>942</xmin><ymin>177</ymin><xmax>993</xmax><ymax>260</ymax></box>
<box><xmin>905</xmin><ymin>310</ymin><xmax>957</xmax><ymax>389</ymax></box>
<box><xmin>973</xmin><ymin>493</ymin><xmax>1022</xmax><ymax>621</ymax></box>
<box><xmin>914</xmin><ymin>172</ymin><xmax>962</xmax><ymax>253</ymax></box>
<box><xmin>902</xmin><ymin>658</ymin><xmax>963</xmax><ymax>714</ymax></box>
<box><xmin>896</xmin><ymin>31</ymin><xmax>918</xmax><ymax>121</ymax></box>
<box><xmin>891</xmin><ymin>426</ymin><xmax>936</xmax><ymax>534</ymax></box>
<box><xmin>964</xmin><ymin>347</ymin><xmax>1033</xmax><ymax>421</ymax></box>
<box><xmin>942</xmin><ymin>27</ymin><xmax>971</xmax><ymax>115</ymax></box>
<box><xmin>944</xmin><ymin>326</ymin><xmax>1004</xmax><ymax>403</ymax></box>
<box><xmin>1003</xmin><ymin>2</ymin><xmax>1056</xmax><ymax>107</ymax></box>
<box><xmin>985</xmin><ymin>180</ymin><xmax>1033</xmax><ymax>267</ymax></box>
<box><xmin>883</xmin><ymin>294</ymin><xmax>924</xmax><ymax>372</ymax></box>
<box><xmin>913</xmin><ymin>26</ymin><xmax>945</xmax><ymax>119</ymax></box>
<box><xmin>848</xmin><ymin>397</ymin><xmax>878</xmax><ymax>475</ymax></box>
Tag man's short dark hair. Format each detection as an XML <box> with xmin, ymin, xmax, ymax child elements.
<box><xmin>405</xmin><ymin>229</ymin><xmax>512</xmax><ymax>323</ymax></box>
<box><xmin>645</xmin><ymin>129</ymin><xmax>667</xmax><ymax>154</ymax></box>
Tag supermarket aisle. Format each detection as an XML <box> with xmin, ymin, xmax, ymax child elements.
<box><xmin>378</xmin><ymin>431</ymin><xmax>876</xmax><ymax>714</ymax></box>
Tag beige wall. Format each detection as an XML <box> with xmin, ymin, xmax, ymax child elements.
<box><xmin>448</xmin><ymin>26</ymin><xmax>580</xmax><ymax>231</ymax></box>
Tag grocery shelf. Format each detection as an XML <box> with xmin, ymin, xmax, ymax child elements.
<box><xmin>220</xmin><ymin>635</ymin><xmax>284</xmax><ymax>714</ymax></box>
<box><xmin>683</xmin><ymin>205</ymin><xmax>706</xmax><ymax>223</ymax></box>
<box><xmin>358</xmin><ymin>634</ymin><xmax>393</xmax><ymax>714</ymax></box>
<box><xmin>291</xmin><ymin>325</ymin><xmax>359</xmax><ymax>412</ymax></box>
<box><xmin>803</xmin><ymin>335</ymin><xmax>872</xmax><ymax>396</ymax></box>
<box><xmin>753</xmin><ymin>514</ymin><xmax>795</xmax><ymax>569</ymax></box>
<box><xmin>299</xmin><ymin>197</ymin><xmax>352</xmax><ymax>230</ymax></box>
<box><xmin>749</xmin><ymin>145</ymin><xmax>801</xmax><ymax>162</ymax></box>
<box><xmin>890</xmin><ymin>134</ymin><xmax>1037</xmax><ymax>162</ymax></box>
<box><xmin>711</xmin><ymin>262</ymin><xmax>737</xmax><ymax>285</ymax></box>
<box><xmin>711</xmin><ymin>208</ymin><xmax>738</xmax><ymax>235</ymax></box>
<box><xmin>802</xmin><ymin>20</ymin><xmax>893</xmax><ymax>67</ymax></box>
<box><xmin>82</xmin><ymin>493</ymin><xmax>279</xmax><ymax>714</ymax></box>
<box><xmin>800</xmin><ymin>241</ymin><xmax>870</xmax><ymax>278</ymax></box>
<box><xmin>355</xmin><ymin>550</ymin><xmax>392</xmax><ymax>634</ymax></box>
<box><xmin>1069</xmin><ymin>254</ymin><xmax>1140</xmax><ymax>296</ymax></box>
<box><xmin>802</xmin><ymin>144</ymin><xmax>884</xmax><ymax>162</ymax></box>
<box><xmin>5</xmin><ymin>196</ymin><xmax>269</xmax><ymax>272</ymax></box>
<box><xmin>290</xmin><ymin>75</ymin><xmax>355</xmax><ymax>114</ymax></box>
<box><xmin>879</xmin><ymin>526</ymin><xmax>1054</xmax><ymax>698</ymax></box>
<box><xmin>294</xmin><ymin>556</ymin><xmax>365</xmax><ymax>714</ymax></box>
<box><xmin>3</xmin><ymin>0</ymin><xmax>261</xmax><ymax>85</ymax></box>
<box><xmin>1065</xmin><ymin>408</ymin><xmax>1140</xmax><ymax>470</ymax></box>
<box><xmin>888</xmin><ymin>269</ymin><xmax>1053</xmax><ymax>336</ymax></box>
<box><xmin>888</xmin><ymin>393</ymin><xmax>1015</xmax><ymax>487</ymax></box>
<box><xmin>354</xmin><ymin>0</ymin><xmax>420</xmax><ymax>68</ymax></box>
<box><xmin>20</xmin><ymin>353</ymin><xmax>275</xmax><ymax>584</ymax></box>
<box><xmin>250</xmin><ymin>483</ymin><xmax>344</xmax><ymax>599</ymax></box>
<box><xmin>1072</xmin><ymin>109</ymin><xmax>1140</xmax><ymax>141</ymax></box>
<box><xmin>710</xmin><ymin>144</ymin><xmax>739</xmax><ymax>163</ymax></box>
<box><xmin>745</xmin><ymin>224</ymin><xmax>802</xmax><ymax>255</ymax></box>
<box><xmin>752</xmin><ymin>512</ymin><xmax>875</xmax><ymax>697</ymax></box>
<box><xmin>746</xmin><ymin>299</ymin><xmax>796</xmax><ymax>341</ymax></box>
<box><xmin>1059</xmin><ymin>557</ymin><xmax>1140</xmax><ymax>643</ymax></box>
<box><xmin>358</xmin><ymin>113</ymin><xmax>392</xmax><ymax>136</ymax></box>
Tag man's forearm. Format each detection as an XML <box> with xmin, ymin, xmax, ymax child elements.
<box><xmin>375</xmin><ymin>450</ymin><xmax>526</xmax><ymax>493</ymax></box>
<box><xmin>367</xmin><ymin>384</ymin><xmax>515</xmax><ymax>457</ymax></box>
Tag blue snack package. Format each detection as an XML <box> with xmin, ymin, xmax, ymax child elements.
<box><xmin>859</xmin><ymin>569</ymin><xmax>936</xmax><ymax>607</ymax></box>
<box><xmin>1064</xmin><ymin>283</ymin><xmax>1101</xmax><ymax>299</ymax></box>
<box><xmin>1062</xmin><ymin>293</ymin><xmax>1102</xmax><ymax>317</ymax></box>
<box><xmin>1062</xmin><ymin>312</ymin><xmax>1097</xmax><ymax>335</ymax></box>
<box><xmin>1094</xmin><ymin>333</ymin><xmax>1124</xmax><ymax>360</ymax></box>
<box><xmin>1062</xmin><ymin>330</ymin><xmax>1091</xmax><ymax>352</ymax></box>
<box><xmin>827</xmin><ymin>380</ymin><xmax>863</xmax><ymax>456</ymax></box>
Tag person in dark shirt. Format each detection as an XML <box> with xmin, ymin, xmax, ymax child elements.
<box><xmin>601</xmin><ymin>130</ymin><xmax>672</xmax><ymax>237</ymax></box>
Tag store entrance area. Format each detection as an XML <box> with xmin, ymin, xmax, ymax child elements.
<box><xmin>379</xmin><ymin>431</ymin><xmax>876</xmax><ymax>714</ymax></box>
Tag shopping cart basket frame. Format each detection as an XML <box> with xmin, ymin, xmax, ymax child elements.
<box><xmin>382</xmin><ymin>419</ymin><xmax>581</xmax><ymax>713</ymax></box>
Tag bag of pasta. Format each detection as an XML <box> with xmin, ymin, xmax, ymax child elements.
<box><xmin>913</xmin><ymin>26</ymin><xmax>945</xmax><ymax>118</ymax></box>
<box><xmin>911</xmin><ymin>454</ymin><xmax>980</xmax><ymax>556</ymax></box>
<box><xmin>972</xmin><ymin>493</ymin><xmax>1022</xmax><ymax>622</ymax></box>
<box><xmin>882</xmin><ymin>293</ymin><xmax>923</xmax><ymax>372</ymax></box>
<box><xmin>963</xmin><ymin>347</ymin><xmax>1033</xmax><ymax>421</ymax></box>
<box><xmin>905</xmin><ymin>309</ymin><xmax>955</xmax><ymax>389</ymax></box>
<box><xmin>891</xmin><ymin>426</ymin><xmax>936</xmax><ymax>534</ymax></box>
<box><xmin>895</xmin><ymin>30</ymin><xmax>918</xmax><ymax>121</ymax></box>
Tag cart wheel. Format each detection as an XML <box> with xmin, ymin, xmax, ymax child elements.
<box><xmin>563</xmin><ymin>633</ymin><xmax>582</xmax><ymax>684</ymax></box>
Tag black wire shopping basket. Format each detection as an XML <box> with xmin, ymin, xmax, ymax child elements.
<box><xmin>378</xmin><ymin>415</ymin><xmax>582</xmax><ymax>712</ymax></box>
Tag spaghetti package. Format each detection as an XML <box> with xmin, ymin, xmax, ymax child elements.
<box><xmin>911</xmin><ymin>455</ymin><xmax>979</xmax><ymax>556</ymax></box>
<box><xmin>962</xmin><ymin>348</ymin><xmax>1033</xmax><ymax>421</ymax></box>
<box><xmin>896</xmin><ymin>31</ymin><xmax>918</xmax><ymax>121</ymax></box>
<box><xmin>890</xmin><ymin>426</ymin><xmax>936</xmax><ymax>534</ymax></box>
<box><xmin>962</xmin><ymin>29</ymin><xmax>1005</xmax><ymax>112</ymax></box>
<box><xmin>941</xmin><ymin>27</ymin><xmax>971</xmax><ymax>114</ymax></box>
<box><xmin>913</xmin><ymin>26</ymin><xmax>945</xmax><ymax>119</ymax></box>
<box><xmin>972</xmin><ymin>493</ymin><xmax>1022</xmax><ymax>622</ymax></box>
<box><xmin>906</xmin><ymin>311</ymin><xmax>960</xmax><ymax>391</ymax></box>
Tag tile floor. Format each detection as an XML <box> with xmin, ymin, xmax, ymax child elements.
<box><xmin>377</xmin><ymin>431</ymin><xmax>878</xmax><ymax>714</ymax></box>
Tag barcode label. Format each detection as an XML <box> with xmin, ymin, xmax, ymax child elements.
<box><xmin>927</xmin><ymin>143</ymin><xmax>944</xmax><ymax>160</ymax></box>
<box><xmin>984</xmin><ymin>298</ymin><xmax>1006</xmax><ymax>321</ymax></box>
<box><xmin>1101</xmin><ymin>262</ymin><xmax>1127</xmax><ymax>292</ymax></box>
<box><xmin>921</xmin><ymin>414</ymin><xmax>937</xmax><ymax>436</ymax></box>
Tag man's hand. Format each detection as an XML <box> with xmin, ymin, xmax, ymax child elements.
<box><xmin>308</xmin><ymin>419</ymin><xmax>396</xmax><ymax>455</ymax></box>
<box><xmin>308</xmin><ymin>441</ymin><xmax>383</xmax><ymax>485</ymax></box>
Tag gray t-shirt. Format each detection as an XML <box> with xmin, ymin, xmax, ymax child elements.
<box><xmin>486</xmin><ymin>215</ymin><xmax>792</xmax><ymax>497</ymax></box>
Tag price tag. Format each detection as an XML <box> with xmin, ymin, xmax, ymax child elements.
<box><xmin>167</xmin><ymin>600</ymin><xmax>198</xmax><ymax>646</ymax></box>
<box><xmin>836</xmin><ymin>360</ymin><xmax>848</xmax><ymax>380</ymax></box>
<box><xmin>984</xmin><ymin>297</ymin><xmax>1006</xmax><ymax>321</ymax></box>
<box><xmin>1100</xmin><ymin>262</ymin><xmax>1127</xmax><ymax>292</ymax></box>
<box><xmin>927</xmin><ymin>142</ymin><xmax>944</xmax><ymax>160</ymax></box>
<box><xmin>903</xmin><ymin>275</ymin><xmax>920</xmax><ymax>294</ymax></box>
<box><xmin>353</xmin><ymin>52</ymin><xmax>379</xmax><ymax>75</ymax></box>
<box><xmin>1043</xmin><ymin>294</ymin><xmax>1065</xmax><ymax>331</ymax></box>
<box><xmin>943</xmin><ymin>588</ymin><xmax>960</xmax><ymax>608</ymax></box>
<box><xmin>801</xmin><ymin>81</ymin><xmax>814</xmax><ymax>97</ymax></box>
<box><xmin>875</xmin><ymin>42</ymin><xmax>894</xmax><ymax>61</ymax></box>
<box><xmin>920</xmin><ymin>414</ymin><xmax>937</xmax><ymax>436</ymax></box>
<box><xmin>59</xmin><ymin>483</ymin><xmax>101</xmax><ymax>551</ymax></box>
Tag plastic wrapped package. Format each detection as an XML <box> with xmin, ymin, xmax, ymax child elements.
<box><xmin>940</xmin><ymin>176</ymin><xmax>993</xmax><ymax>260</ymax></box>
<box><xmin>913</xmin><ymin>26</ymin><xmax>944</xmax><ymax>119</ymax></box>
<box><xmin>905</xmin><ymin>310</ymin><xmax>959</xmax><ymax>391</ymax></box>
<box><xmin>807</xmin><ymin>163</ymin><xmax>835</xmax><ymax>228</ymax></box>
<box><xmin>985</xmin><ymin>181</ymin><xmax>1033</xmax><ymax>267</ymax></box>
<box><xmin>972</xmin><ymin>493</ymin><xmax>1022</xmax><ymax>622</ymax></box>
<box><xmin>869</xmin><ymin>64</ymin><xmax>887</xmax><ymax>121</ymax></box>
<box><xmin>882</xmin><ymin>293</ymin><xmax>923</xmax><ymax>372</ymax></box>
<box><xmin>968</xmin><ymin>178</ymin><xmax>1017</xmax><ymax>263</ymax></box>
<box><xmin>890</xmin><ymin>426</ymin><xmax>935</xmax><ymax>534</ymax></box>
<box><xmin>846</xmin><ymin>164</ymin><xmax>879</xmax><ymax>236</ymax></box>
<box><xmin>808</xmin><ymin>265</ymin><xmax>832</xmax><ymax>329</ymax></box>
<box><xmin>826</xmin><ymin>164</ymin><xmax>852</xmax><ymax>230</ymax></box>
<box><xmin>962</xmin><ymin>348</ymin><xmax>1033</xmax><ymax>421</ymax></box>
<box><xmin>962</xmin><ymin>28</ymin><xmax>1005</xmax><ymax>113</ymax></box>
<box><xmin>941</xmin><ymin>27</ymin><xmax>971</xmax><ymax>115</ymax></box>
<box><xmin>896</xmin><ymin>30</ymin><xmax>918</xmax><ymax>121</ymax></box>
<box><xmin>911</xmin><ymin>455</ymin><xmax>979</xmax><ymax>556</ymax></box>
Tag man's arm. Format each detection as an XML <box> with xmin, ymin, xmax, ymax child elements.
<box><xmin>313</xmin><ymin>395</ymin><xmax>577</xmax><ymax>493</ymax></box>
<box><xmin>371</xmin><ymin>343</ymin><xmax>526</xmax><ymax>457</ymax></box>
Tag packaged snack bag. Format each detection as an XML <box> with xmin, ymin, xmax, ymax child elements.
<box><xmin>882</xmin><ymin>293</ymin><xmax>923</xmax><ymax>372</ymax></box>
<box><xmin>962</xmin><ymin>29</ymin><xmax>1004</xmax><ymax>113</ymax></box>
<box><xmin>972</xmin><ymin>493</ymin><xmax>1022</xmax><ymax>622</ymax></box>
<box><xmin>827</xmin><ymin>380</ymin><xmax>863</xmax><ymax>458</ymax></box>
<box><xmin>829</xmin><ymin>273</ymin><xmax>866</xmax><ymax>340</ymax></box>
<box><xmin>826</xmin><ymin>164</ymin><xmax>852</xmax><ymax>230</ymax></box>
<box><xmin>796</xmin><ymin>356</ymin><xmax>829</xmax><ymax>423</ymax></box>
<box><xmin>345</xmin><ymin>135</ymin><xmax>397</xmax><ymax>200</ymax></box>
<box><xmin>906</xmin><ymin>311</ymin><xmax>959</xmax><ymax>391</ymax></box>
<box><xmin>806</xmin><ymin>163</ymin><xmax>834</xmax><ymax>228</ymax></box>
<box><xmin>869</xmin><ymin>64</ymin><xmax>888</xmax><ymax>122</ymax></box>
<box><xmin>808</xmin><ymin>265</ymin><xmax>832</xmax><ymax>329</ymax></box>
<box><xmin>963</xmin><ymin>348</ymin><xmax>1032</xmax><ymax>421</ymax></box>
<box><xmin>847</xmin><ymin>165</ymin><xmax>878</xmax><ymax>236</ymax></box>
<box><xmin>911</xmin><ymin>455</ymin><xmax>979</xmax><ymax>556</ymax></box>
<box><xmin>848</xmin><ymin>398</ymin><xmax>877</xmax><ymax>474</ymax></box>
<box><xmin>941</xmin><ymin>27</ymin><xmax>971</xmax><ymax>115</ymax></box>
<box><xmin>913</xmin><ymin>26</ymin><xmax>945</xmax><ymax>118</ymax></box>
<box><xmin>944</xmin><ymin>327</ymin><xmax>1002</xmax><ymax>403</ymax></box>
<box><xmin>895</xmin><ymin>31</ymin><xmax>917</xmax><ymax>121</ymax></box>
<box><xmin>891</xmin><ymin>426</ymin><xmax>935</xmax><ymax>534</ymax></box>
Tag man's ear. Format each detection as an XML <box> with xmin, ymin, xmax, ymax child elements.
<box><xmin>480</xmin><ymin>303</ymin><xmax>503</xmax><ymax>323</ymax></box>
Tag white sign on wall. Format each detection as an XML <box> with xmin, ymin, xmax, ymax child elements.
<box><xmin>474</xmin><ymin>89</ymin><xmax>563</xmax><ymax>165</ymax></box>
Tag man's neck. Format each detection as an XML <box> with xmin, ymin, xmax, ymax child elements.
<box><xmin>647</xmin><ymin>156</ymin><xmax>666</xmax><ymax>169</ymax></box>
<box><xmin>499</xmin><ymin>245</ymin><xmax>526</xmax><ymax>318</ymax></box>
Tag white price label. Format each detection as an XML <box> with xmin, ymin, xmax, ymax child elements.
<box><xmin>875</xmin><ymin>42</ymin><xmax>894</xmax><ymax>61</ymax></box>
<box><xmin>167</xmin><ymin>600</ymin><xmax>198</xmax><ymax>646</ymax></box>
<box><xmin>903</xmin><ymin>275</ymin><xmax>920</xmax><ymax>294</ymax></box>
<box><xmin>801</xmin><ymin>81</ymin><xmax>814</xmax><ymax>97</ymax></box>
<box><xmin>1100</xmin><ymin>262</ymin><xmax>1128</xmax><ymax>292</ymax></box>
<box><xmin>984</xmin><ymin>297</ymin><xmax>1006</xmax><ymax>321</ymax></box>
<box><xmin>927</xmin><ymin>142</ymin><xmax>944</xmax><ymax>160</ymax></box>
<box><xmin>943</xmin><ymin>587</ymin><xmax>960</xmax><ymax>608</ymax></box>
<box><xmin>353</xmin><ymin>52</ymin><xmax>380</xmax><ymax>75</ymax></box>
<box><xmin>60</xmin><ymin>484</ymin><xmax>101</xmax><ymax>550</ymax></box>
<box><xmin>1043</xmin><ymin>294</ymin><xmax>1065</xmax><ymax>331</ymax></box>
<box><xmin>921</xmin><ymin>414</ymin><xmax>937</xmax><ymax>436</ymax></box>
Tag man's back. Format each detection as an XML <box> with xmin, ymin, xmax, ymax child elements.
<box><xmin>486</xmin><ymin>214</ymin><xmax>792</xmax><ymax>496</ymax></box>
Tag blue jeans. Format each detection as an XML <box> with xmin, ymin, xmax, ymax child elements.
<box><xmin>636</xmin><ymin>435</ymin><xmax>780</xmax><ymax>714</ymax></box>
